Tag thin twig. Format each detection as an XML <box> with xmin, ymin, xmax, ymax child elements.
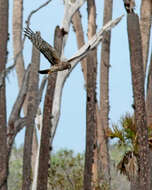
<box><xmin>25</xmin><ymin>0</ymin><xmax>53</xmax><ymax>28</ymax></box>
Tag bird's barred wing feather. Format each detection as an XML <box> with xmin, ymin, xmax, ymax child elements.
<box><xmin>24</xmin><ymin>27</ymin><xmax>60</xmax><ymax>65</ymax></box>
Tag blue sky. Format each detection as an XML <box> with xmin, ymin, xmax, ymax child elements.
<box><xmin>7</xmin><ymin>0</ymin><xmax>149</xmax><ymax>153</ymax></box>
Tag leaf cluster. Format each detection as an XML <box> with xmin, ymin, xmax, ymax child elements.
<box><xmin>107</xmin><ymin>113</ymin><xmax>136</xmax><ymax>151</ymax></box>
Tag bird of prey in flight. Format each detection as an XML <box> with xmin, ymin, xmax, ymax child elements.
<box><xmin>24</xmin><ymin>27</ymin><xmax>71</xmax><ymax>74</ymax></box>
<box><xmin>123</xmin><ymin>0</ymin><xmax>135</xmax><ymax>13</ymax></box>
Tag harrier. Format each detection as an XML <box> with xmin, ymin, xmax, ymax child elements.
<box><xmin>24</xmin><ymin>27</ymin><xmax>71</xmax><ymax>74</ymax></box>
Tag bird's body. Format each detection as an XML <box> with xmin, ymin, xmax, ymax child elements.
<box><xmin>24</xmin><ymin>27</ymin><xmax>71</xmax><ymax>74</ymax></box>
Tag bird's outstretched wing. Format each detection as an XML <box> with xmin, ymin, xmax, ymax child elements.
<box><xmin>24</xmin><ymin>27</ymin><xmax>60</xmax><ymax>65</ymax></box>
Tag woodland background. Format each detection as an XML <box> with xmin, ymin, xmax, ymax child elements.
<box><xmin>0</xmin><ymin>0</ymin><xmax>152</xmax><ymax>190</ymax></box>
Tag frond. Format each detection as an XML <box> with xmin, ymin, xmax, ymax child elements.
<box><xmin>117</xmin><ymin>151</ymin><xmax>138</xmax><ymax>181</ymax></box>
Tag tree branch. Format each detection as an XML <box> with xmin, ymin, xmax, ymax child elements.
<box><xmin>25</xmin><ymin>0</ymin><xmax>53</xmax><ymax>28</ymax></box>
<box><xmin>50</xmin><ymin>0</ymin><xmax>86</xmax><ymax>144</ymax></box>
<box><xmin>51</xmin><ymin>15</ymin><xmax>124</xmax><ymax>143</ymax></box>
<box><xmin>8</xmin><ymin>64</ymin><xmax>31</xmax><ymax>124</ymax></box>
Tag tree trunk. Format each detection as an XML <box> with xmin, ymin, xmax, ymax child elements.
<box><xmin>22</xmin><ymin>45</ymin><xmax>40</xmax><ymax>190</ymax></box>
<box><xmin>13</xmin><ymin>0</ymin><xmax>25</xmax><ymax>88</ymax></box>
<box><xmin>36</xmin><ymin>26</ymin><xmax>64</xmax><ymax>190</ymax></box>
<box><xmin>0</xmin><ymin>0</ymin><xmax>8</xmax><ymax>189</ymax></box>
<box><xmin>72</xmin><ymin>10</ymin><xmax>87</xmax><ymax>83</ymax></box>
<box><xmin>146</xmin><ymin>51</ymin><xmax>152</xmax><ymax>126</ymax></box>
<box><xmin>99</xmin><ymin>0</ymin><xmax>113</xmax><ymax>186</ymax></box>
<box><xmin>140</xmin><ymin>0</ymin><xmax>152</xmax><ymax>73</ymax></box>
<box><xmin>31</xmin><ymin>127</ymin><xmax>38</xmax><ymax>176</ymax></box>
<box><xmin>84</xmin><ymin>1</ymin><xmax>97</xmax><ymax>189</ymax></box>
<box><xmin>146</xmin><ymin>51</ymin><xmax>152</xmax><ymax>188</ymax></box>
<box><xmin>13</xmin><ymin>0</ymin><xmax>39</xmax><ymax>177</ymax></box>
<box><xmin>127</xmin><ymin>13</ymin><xmax>150</xmax><ymax>190</ymax></box>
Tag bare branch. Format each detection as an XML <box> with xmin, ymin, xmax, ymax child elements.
<box><xmin>0</xmin><ymin>63</ymin><xmax>16</xmax><ymax>89</ymax></box>
<box><xmin>69</xmin><ymin>15</ymin><xmax>124</xmax><ymax>68</ymax></box>
<box><xmin>8</xmin><ymin>64</ymin><xmax>31</xmax><ymax>124</ymax></box>
<box><xmin>25</xmin><ymin>0</ymin><xmax>52</xmax><ymax>28</ymax></box>
<box><xmin>61</xmin><ymin>0</ymin><xmax>86</xmax><ymax>51</ymax></box>
<box><xmin>51</xmin><ymin>15</ymin><xmax>124</xmax><ymax>142</ymax></box>
<box><xmin>7</xmin><ymin>117</ymin><xmax>27</xmax><ymax>156</ymax></box>
<box><xmin>62</xmin><ymin>0</ymin><xmax>86</xmax><ymax>30</ymax></box>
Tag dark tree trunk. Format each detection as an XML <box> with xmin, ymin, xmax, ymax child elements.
<box><xmin>0</xmin><ymin>0</ymin><xmax>8</xmax><ymax>189</ymax></box>
<box><xmin>36</xmin><ymin>26</ymin><xmax>64</xmax><ymax>190</ymax></box>
<box><xmin>146</xmin><ymin>52</ymin><xmax>152</xmax><ymax>126</ymax></box>
<box><xmin>146</xmin><ymin>51</ymin><xmax>152</xmax><ymax>188</ymax></box>
<box><xmin>127</xmin><ymin>13</ymin><xmax>150</xmax><ymax>190</ymax></box>
<box><xmin>22</xmin><ymin>45</ymin><xmax>40</xmax><ymax>190</ymax></box>
<box><xmin>99</xmin><ymin>0</ymin><xmax>113</xmax><ymax>186</ymax></box>
<box><xmin>84</xmin><ymin>1</ymin><xmax>97</xmax><ymax>190</ymax></box>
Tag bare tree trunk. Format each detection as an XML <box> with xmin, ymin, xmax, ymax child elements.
<box><xmin>36</xmin><ymin>26</ymin><xmax>64</xmax><ymax>190</ymax></box>
<box><xmin>0</xmin><ymin>0</ymin><xmax>8</xmax><ymax>189</ymax></box>
<box><xmin>99</xmin><ymin>0</ymin><xmax>113</xmax><ymax>187</ymax></box>
<box><xmin>36</xmin><ymin>75</ymin><xmax>55</xmax><ymax>190</ymax></box>
<box><xmin>72</xmin><ymin>10</ymin><xmax>87</xmax><ymax>83</ymax></box>
<box><xmin>84</xmin><ymin>1</ymin><xmax>97</xmax><ymax>189</ymax></box>
<box><xmin>13</xmin><ymin>0</ymin><xmax>25</xmax><ymax>87</ymax></box>
<box><xmin>146</xmin><ymin>51</ymin><xmax>152</xmax><ymax>126</ymax></box>
<box><xmin>127</xmin><ymin>13</ymin><xmax>150</xmax><ymax>190</ymax></box>
<box><xmin>146</xmin><ymin>51</ymin><xmax>152</xmax><ymax>189</ymax></box>
<box><xmin>13</xmin><ymin>0</ymin><xmax>39</xmax><ymax>176</ymax></box>
<box><xmin>140</xmin><ymin>0</ymin><xmax>152</xmax><ymax>73</ymax></box>
<box><xmin>22</xmin><ymin>45</ymin><xmax>40</xmax><ymax>190</ymax></box>
<box><xmin>31</xmin><ymin>127</ymin><xmax>38</xmax><ymax>175</ymax></box>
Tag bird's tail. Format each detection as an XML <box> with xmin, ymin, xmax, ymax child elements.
<box><xmin>38</xmin><ymin>69</ymin><xmax>50</xmax><ymax>74</ymax></box>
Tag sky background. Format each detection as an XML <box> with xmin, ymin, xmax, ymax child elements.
<box><xmin>7</xmin><ymin>0</ymin><xmax>151</xmax><ymax>153</ymax></box>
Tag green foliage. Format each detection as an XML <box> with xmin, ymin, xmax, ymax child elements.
<box><xmin>8</xmin><ymin>144</ymin><xmax>23</xmax><ymax>190</ymax></box>
<box><xmin>8</xmin><ymin>145</ymin><xmax>129</xmax><ymax>190</ymax></box>
<box><xmin>48</xmin><ymin>149</ymin><xmax>84</xmax><ymax>190</ymax></box>
<box><xmin>108</xmin><ymin>113</ymin><xmax>136</xmax><ymax>151</ymax></box>
<box><xmin>109</xmin><ymin>113</ymin><xmax>139</xmax><ymax>181</ymax></box>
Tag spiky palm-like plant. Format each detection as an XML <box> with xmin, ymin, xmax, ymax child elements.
<box><xmin>107</xmin><ymin>113</ymin><xmax>152</xmax><ymax>181</ymax></box>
